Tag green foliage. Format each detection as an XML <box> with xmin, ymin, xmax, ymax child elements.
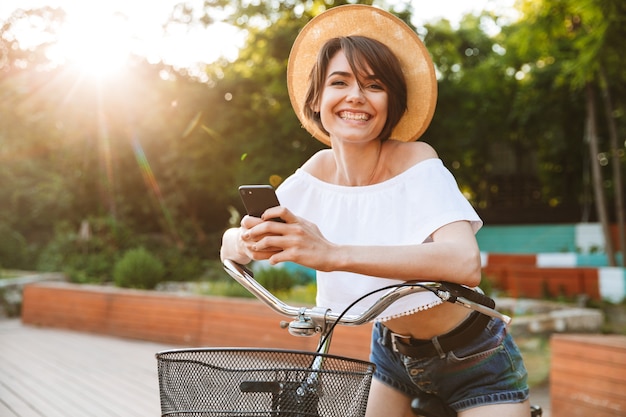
<box><xmin>254</xmin><ymin>266</ymin><xmax>297</xmax><ymax>293</ymax></box>
<box><xmin>0</xmin><ymin>223</ymin><xmax>29</xmax><ymax>269</ymax></box>
<box><xmin>203</xmin><ymin>279</ymin><xmax>257</xmax><ymax>298</ymax></box>
<box><xmin>157</xmin><ymin>247</ymin><xmax>209</xmax><ymax>282</ymax></box>
<box><xmin>113</xmin><ymin>247</ymin><xmax>165</xmax><ymax>289</ymax></box>
<box><xmin>197</xmin><ymin>265</ymin><xmax>316</xmax><ymax>304</ymax></box>
<box><xmin>478</xmin><ymin>274</ymin><xmax>494</xmax><ymax>297</ymax></box>
<box><xmin>37</xmin><ymin>218</ymin><xmax>133</xmax><ymax>284</ymax></box>
<box><xmin>284</xmin><ymin>282</ymin><xmax>317</xmax><ymax>305</ymax></box>
<box><xmin>516</xmin><ymin>335</ymin><xmax>551</xmax><ymax>387</ymax></box>
<box><xmin>1</xmin><ymin>0</ymin><xmax>625</xmax><ymax>283</ymax></box>
<box><xmin>36</xmin><ymin>217</ymin><xmax>209</xmax><ymax>284</ymax></box>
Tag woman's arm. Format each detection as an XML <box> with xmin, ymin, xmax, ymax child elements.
<box><xmin>331</xmin><ymin>221</ymin><xmax>481</xmax><ymax>287</ymax></box>
<box><xmin>245</xmin><ymin>207</ymin><xmax>481</xmax><ymax>287</ymax></box>
<box><xmin>219</xmin><ymin>227</ymin><xmax>250</xmax><ymax>264</ymax></box>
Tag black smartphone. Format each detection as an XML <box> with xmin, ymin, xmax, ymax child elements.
<box><xmin>238</xmin><ymin>185</ymin><xmax>284</xmax><ymax>221</ymax></box>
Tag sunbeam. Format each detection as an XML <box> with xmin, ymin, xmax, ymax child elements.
<box><xmin>131</xmin><ymin>134</ymin><xmax>182</xmax><ymax>247</ymax></box>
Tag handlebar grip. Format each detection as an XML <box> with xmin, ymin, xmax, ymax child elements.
<box><xmin>441</xmin><ymin>282</ymin><xmax>496</xmax><ymax>309</ymax></box>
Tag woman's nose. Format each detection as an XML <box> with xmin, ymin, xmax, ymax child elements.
<box><xmin>346</xmin><ymin>84</ymin><xmax>365</xmax><ymax>103</ymax></box>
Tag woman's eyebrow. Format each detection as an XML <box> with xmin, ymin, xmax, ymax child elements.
<box><xmin>328</xmin><ymin>71</ymin><xmax>378</xmax><ymax>80</ymax></box>
<box><xmin>327</xmin><ymin>71</ymin><xmax>352</xmax><ymax>78</ymax></box>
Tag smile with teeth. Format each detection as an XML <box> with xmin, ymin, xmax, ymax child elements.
<box><xmin>339</xmin><ymin>111</ymin><xmax>371</xmax><ymax>121</ymax></box>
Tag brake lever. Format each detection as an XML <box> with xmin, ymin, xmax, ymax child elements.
<box><xmin>436</xmin><ymin>282</ymin><xmax>511</xmax><ymax>325</ymax></box>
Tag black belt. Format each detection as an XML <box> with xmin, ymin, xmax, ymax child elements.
<box><xmin>387</xmin><ymin>311</ymin><xmax>491</xmax><ymax>358</ymax></box>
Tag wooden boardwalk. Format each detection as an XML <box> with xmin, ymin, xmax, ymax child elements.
<box><xmin>0</xmin><ymin>319</ymin><xmax>176</xmax><ymax>417</ymax></box>
<box><xmin>0</xmin><ymin>319</ymin><xmax>551</xmax><ymax>417</ymax></box>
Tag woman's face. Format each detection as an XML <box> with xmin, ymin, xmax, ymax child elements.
<box><xmin>317</xmin><ymin>50</ymin><xmax>388</xmax><ymax>145</ymax></box>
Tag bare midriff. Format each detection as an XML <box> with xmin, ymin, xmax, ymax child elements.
<box><xmin>383</xmin><ymin>302</ymin><xmax>473</xmax><ymax>339</ymax></box>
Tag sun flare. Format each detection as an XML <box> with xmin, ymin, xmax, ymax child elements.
<box><xmin>47</xmin><ymin>11</ymin><xmax>132</xmax><ymax>77</ymax></box>
<box><xmin>8</xmin><ymin>0</ymin><xmax>245</xmax><ymax>81</ymax></box>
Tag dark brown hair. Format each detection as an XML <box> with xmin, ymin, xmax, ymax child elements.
<box><xmin>303</xmin><ymin>36</ymin><xmax>408</xmax><ymax>141</ymax></box>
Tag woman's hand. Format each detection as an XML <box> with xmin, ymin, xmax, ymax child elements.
<box><xmin>238</xmin><ymin>214</ymin><xmax>281</xmax><ymax>260</ymax></box>
<box><xmin>219</xmin><ymin>213</ymin><xmax>274</xmax><ymax>264</ymax></box>
<box><xmin>241</xmin><ymin>206</ymin><xmax>337</xmax><ymax>270</ymax></box>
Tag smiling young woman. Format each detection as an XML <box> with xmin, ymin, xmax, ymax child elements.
<box><xmin>220</xmin><ymin>5</ymin><xmax>530</xmax><ymax>417</ymax></box>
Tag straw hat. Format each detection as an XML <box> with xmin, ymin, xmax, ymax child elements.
<box><xmin>287</xmin><ymin>4</ymin><xmax>437</xmax><ymax>146</ymax></box>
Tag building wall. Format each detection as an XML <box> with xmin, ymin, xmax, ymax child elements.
<box><xmin>477</xmin><ymin>223</ymin><xmax>626</xmax><ymax>302</ymax></box>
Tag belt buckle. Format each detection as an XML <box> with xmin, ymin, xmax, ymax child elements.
<box><xmin>389</xmin><ymin>331</ymin><xmax>412</xmax><ymax>353</ymax></box>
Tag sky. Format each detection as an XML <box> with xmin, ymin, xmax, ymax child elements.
<box><xmin>410</xmin><ymin>0</ymin><xmax>516</xmax><ymax>25</ymax></box>
<box><xmin>0</xmin><ymin>0</ymin><xmax>516</xmax><ymax>76</ymax></box>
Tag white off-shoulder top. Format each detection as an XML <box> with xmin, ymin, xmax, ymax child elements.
<box><xmin>276</xmin><ymin>158</ymin><xmax>482</xmax><ymax>321</ymax></box>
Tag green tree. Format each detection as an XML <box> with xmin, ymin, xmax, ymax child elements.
<box><xmin>2</xmin><ymin>0</ymin><xmax>625</xmax><ymax>277</ymax></box>
<box><xmin>507</xmin><ymin>0</ymin><xmax>626</xmax><ymax>263</ymax></box>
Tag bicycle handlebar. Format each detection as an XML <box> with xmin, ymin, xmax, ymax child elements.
<box><xmin>222</xmin><ymin>260</ymin><xmax>511</xmax><ymax>339</ymax></box>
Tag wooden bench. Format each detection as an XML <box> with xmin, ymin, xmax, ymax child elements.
<box><xmin>21</xmin><ymin>282</ymin><xmax>373</xmax><ymax>361</ymax></box>
<box><xmin>551</xmin><ymin>333</ymin><xmax>626</xmax><ymax>417</ymax></box>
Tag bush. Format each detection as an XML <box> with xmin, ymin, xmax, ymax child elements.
<box><xmin>205</xmin><ymin>280</ymin><xmax>257</xmax><ymax>298</ymax></box>
<box><xmin>0</xmin><ymin>223</ymin><xmax>29</xmax><ymax>269</ymax></box>
<box><xmin>254</xmin><ymin>266</ymin><xmax>297</xmax><ymax>293</ymax></box>
<box><xmin>37</xmin><ymin>218</ymin><xmax>134</xmax><ymax>283</ymax></box>
<box><xmin>113</xmin><ymin>247</ymin><xmax>165</xmax><ymax>289</ymax></box>
<box><xmin>157</xmin><ymin>247</ymin><xmax>208</xmax><ymax>282</ymax></box>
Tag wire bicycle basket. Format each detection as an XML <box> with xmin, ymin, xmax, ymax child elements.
<box><xmin>156</xmin><ymin>348</ymin><xmax>375</xmax><ymax>417</ymax></box>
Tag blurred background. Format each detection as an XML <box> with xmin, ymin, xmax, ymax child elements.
<box><xmin>1</xmin><ymin>0</ymin><xmax>625</xmax><ymax>287</ymax></box>
<box><xmin>2</xmin><ymin>3</ymin><xmax>626</xmax><ymax>416</ymax></box>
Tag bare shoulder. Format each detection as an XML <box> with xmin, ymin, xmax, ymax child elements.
<box><xmin>403</xmin><ymin>141</ymin><xmax>438</xmax><ymax>160</ymax></box>
<box><xmin>384</xmin><ymin>140</ymin><xmax>439</xmax><ymax>172</ymax></box>
<box><xmin>300</xmin><ymin>149</ymin><xmax>334</xmax><ymax>178</ymax></box>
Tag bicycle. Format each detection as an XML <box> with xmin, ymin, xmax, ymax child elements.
<box><xmin>156</xmin><ymin>259</ymin><xmax>542</xmax><ymax>417</ymax></box>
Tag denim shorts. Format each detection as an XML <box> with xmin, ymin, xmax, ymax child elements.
<box><xmin>370</xmin><ymin>316</ymin><xmax>529</xmax><ymax>412</ymax></box>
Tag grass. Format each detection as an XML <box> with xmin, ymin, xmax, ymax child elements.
<box><xmin>0</xmin><ymin>270</ymin><xmax>34</xmax><ymax>279</ymax></box>
<box><xmin>195</xmin><ymin>280</ymin><xmax>317</xmax><ymax>304</ymax></box>
<box><xmin>517</xmin><ymin>335</ymin><xmax>551</xmax><ymax>388</ymax></box>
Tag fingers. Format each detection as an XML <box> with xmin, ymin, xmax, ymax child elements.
<box><xmin>244</xmin><ymin>232</ymin><xmax>283</xmax><ymax>254</ymax></box>
<box><xmin>241</xmin><ymin>214</ymin><xmax>263</xmax><ymax>229</ymax></box>
<box><xmin>261</xmin><ymin>206</ymin><xmax>293</xmax><ymax>223</ymax></box>
<box><xmin>239</xmin><ymin>207</ymin><xmax>306</xmax><ymax>263</ymax></box>
<box><xmin>240</xmin><ymin>205</ymin><xmax>292</xmax><ymax>227</ymax></box>
<box><xmin>239</xmin><ymin>215</ymin><xmax>285</xmax><ymax>260</ymax></box>
<box><xmin>244</xmin><ymin>240</ymin><xmax>282</xmax><ymax>261</ymax></box>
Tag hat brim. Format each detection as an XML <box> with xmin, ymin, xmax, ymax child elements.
<box><xmin>287</xmin><ymin>4</ymin><xmax>437</xmax><ymax>146</ymax></box>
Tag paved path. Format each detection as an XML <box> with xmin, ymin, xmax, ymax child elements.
<box><xmin>531</xmin><ymin>384</ymin><xmax>551</xmax><ymax>417</ymax></box>
<box><xmin>0</xmin><ymin>319</ymin><xmax>550</xmax><ymax>416</ymax></box>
